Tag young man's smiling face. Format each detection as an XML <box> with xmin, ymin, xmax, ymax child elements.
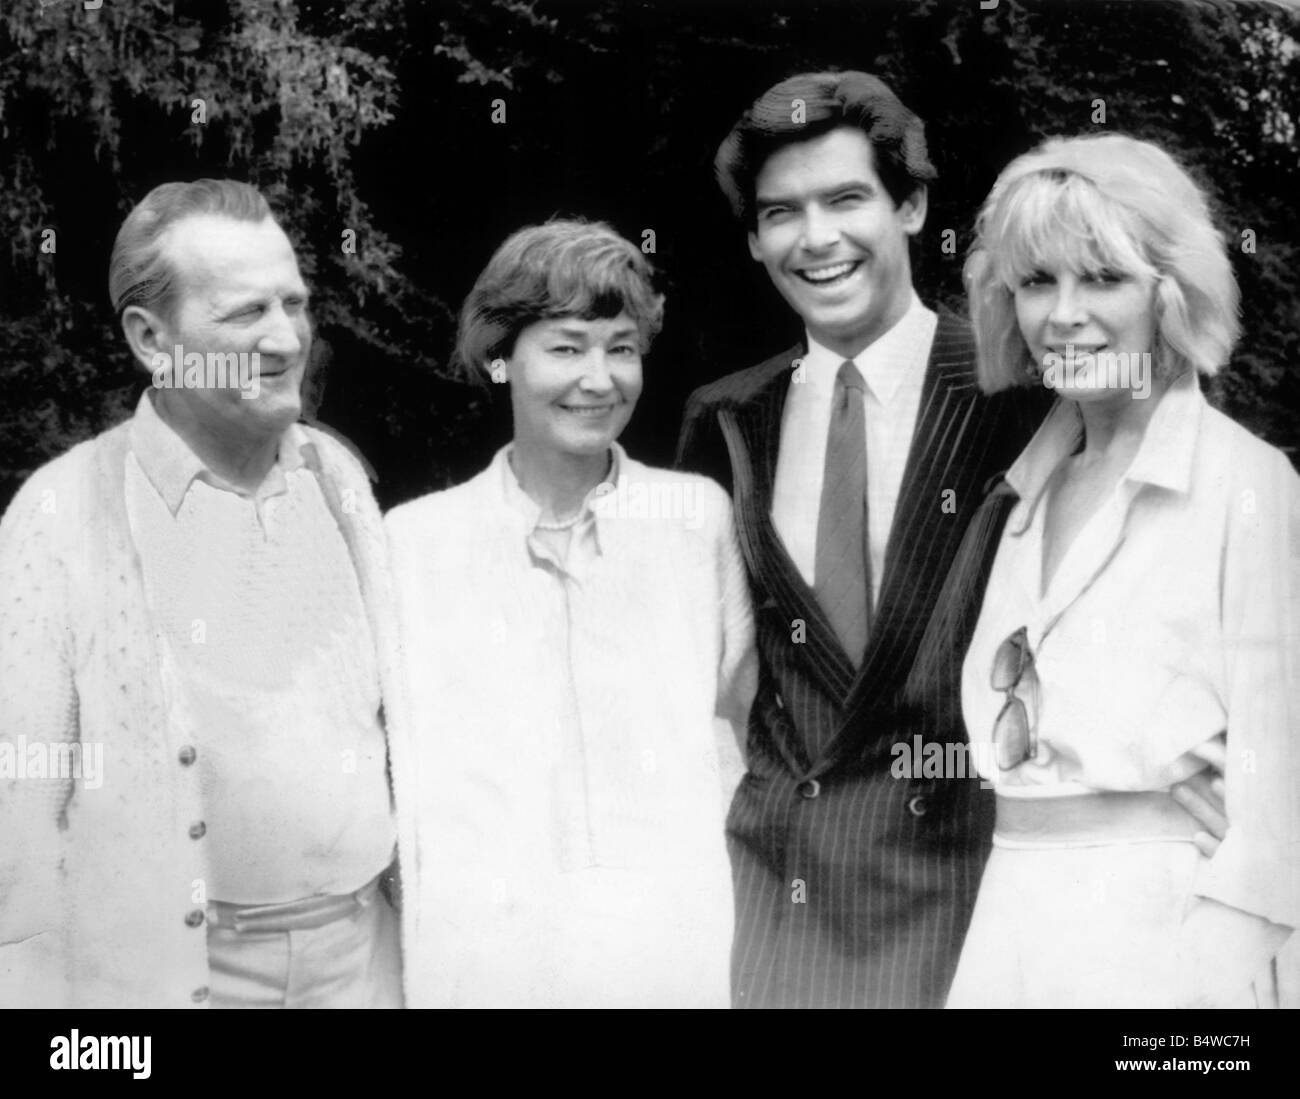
<box><xmin>747</xmin><ymin>126</ymin><xmax>926</xmax><ymax>360</ymax></box>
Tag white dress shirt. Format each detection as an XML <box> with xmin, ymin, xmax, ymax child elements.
<box><xmin>961</xmin><ymin>372</ymin><xmax>1300</xmax><ymax>931</ymax></box>
<box><xmin>771</xmin><ymin>294</ymin><xmax>937</xmax><ymax>603</ymax></box>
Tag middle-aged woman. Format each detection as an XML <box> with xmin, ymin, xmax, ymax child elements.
<box><xmin>384</xmin><ymin>219</ymin><xmax>756</xmax><ymax>1007</ymax></box>
<box><xmin>947</xmin><ymin>133</ymin><xmax>1298</xmax><ymax>1008</ymax></box>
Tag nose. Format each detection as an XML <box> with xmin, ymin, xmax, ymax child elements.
<box><xmin>578</xmin><ymin>349</ymin><xmax>616</xmax><ymax>393</ymax></box>
<box><xmin>257</xmin><ymin>301</ymin><xmax>304</xmax><ymax>359</ymax></box>
<box><xmin>799</xmin><ymin>202</ymin><xmax>840</xmax><ymax>251</ymax></box>
<box><xmin>1047</xmin><ymin>276</ymin><xmax>1087</xmax><ymax>330</ymax></box>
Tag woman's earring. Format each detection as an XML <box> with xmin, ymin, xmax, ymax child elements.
<box><xmin>489</xmin><ymin>358</ymin><xmax>507</xmax><ymax>384</ymax></box>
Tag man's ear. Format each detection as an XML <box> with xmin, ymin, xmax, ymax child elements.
<box><xmin>899</xmin><ymin>184</ymin><xmax>928</xmax><ymax>237</ymax></box>
<box><xmin>747</xmin><ymin>230</ymin><xmax>763</xmax><ymax>263</ymax></box>
<box><xmin>121</xmin><ymin>305</ymin><xmax>172</xmax><ymax>374</ymax></box>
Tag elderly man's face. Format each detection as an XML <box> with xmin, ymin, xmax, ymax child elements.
<box><xmin>156</xmin><ymin>214</ymin><xmax>311</xmax><ymax>443</ymax></box>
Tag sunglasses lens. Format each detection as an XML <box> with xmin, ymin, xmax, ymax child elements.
<box><xmin>995</xmin><ymin>698</ymin><xmax>1030</xmax><ymax>771</ymax></box>
<box><xmin>991</xmin><ymin>637</ymin><xmax>1021</xmax><ymax>690</ymax></box>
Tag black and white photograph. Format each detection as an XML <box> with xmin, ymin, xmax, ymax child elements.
<box><xmin>1</xmin><ymin>0</ymin><xmax>1297</xmax><ymax>1079</ymax></box>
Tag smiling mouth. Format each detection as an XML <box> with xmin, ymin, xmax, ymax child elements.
<box><xmin>796</xmin><ymin>260</ymin><xmax>861</xmax><ymax>287</ymax></box>
<box><xmin>1044</xmin><ymin>344</ymin><xmax>1110</xmax><ymax>364</ymax></box>
<box><xmin>254</xmin><ymin>362</ymin><xmax>295</xmax><ymax>377</ymax></box>
<box><xmin>559</xmin><ymin>404</ymin><xmax>616</xmax><ymax>416</ymax></box>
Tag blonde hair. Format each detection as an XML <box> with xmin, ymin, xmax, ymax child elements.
<box><xmin>965</xmin><ymin>133</ymin><xmax>1240</xmax><ymax>391</ymax></box>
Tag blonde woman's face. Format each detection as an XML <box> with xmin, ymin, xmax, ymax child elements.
<box><xmin>1013</xmin><ymin>262</ymin><xmax>1159</xmax><ymax>404</ymax></box>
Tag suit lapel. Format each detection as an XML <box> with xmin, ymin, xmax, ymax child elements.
<box><xmin>813</xmin><ymin>315</ymin><xmax>991</xmax><ymax>771</ymax></box>
<box><xmin>718</xmin><ymin>347</ymin><xmax>858</xmax><ymax>704</ymax></box>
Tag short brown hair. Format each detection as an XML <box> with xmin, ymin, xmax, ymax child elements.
<box><xmin>455</xmin><ymin>219</ymin><xmax>664</xmax><ymax>380</ymax></box>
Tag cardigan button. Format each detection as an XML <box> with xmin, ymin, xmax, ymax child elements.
<box><xmin>178</xmin><ymin>745</ymin><xmax>197</xmax><ymax>766</ymax></box>
<box><xmin>184</xmin><ymin>908</ymin><xmax>205</xmax><ymax>928</ymax></box>
<box><xmin>907</xmin><ymin>795</ymin><xmax>928</xmax><ymax>818</ymax></box>
<box><xmin>188</xmin><ymin>821</ymin><xmax>207</xmax><ymax>840</ymax></box>
<box><xmin>192</xmin><ymin>985</ymin><xmax>210</xmax><ymax>1003</ymax></box>
<box><xmin>797</xmin><ymin>779</ymin><xmax>820</xmax><ymax>800</ymax></box>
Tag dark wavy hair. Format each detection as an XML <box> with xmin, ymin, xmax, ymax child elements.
<box><xmin>714</xmin><ymin>70</ymin><xmax>936</xmax><ymax>226</ymax></box>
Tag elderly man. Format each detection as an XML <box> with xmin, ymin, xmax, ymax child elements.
<box><xmin>0</xmin><ymin>180</ymin><xmax>405</xmax><ymax>1008</ymax></box>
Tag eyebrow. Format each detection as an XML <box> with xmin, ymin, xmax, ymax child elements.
<box><xmin>754</xmin><ymin>181</ymin><xmax>876</xmax><ymax>210</ymax></box>
<box><xmin>550</xmin><ymin>325</ymin><xmax>639</xmax><ymax>340</ymax></box>
<box><xmin>215</xmin><ymin>285</ymin><xmax>310</xmax><ymax>310</ymax></box>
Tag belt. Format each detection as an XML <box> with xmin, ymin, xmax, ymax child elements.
<box><xmin>208</xmin><ymin>875</ymin><xmax>379</xmax><ymax>934</ymax></box>
<box><xmin>994</xmin><ymin>791</ymin><xmax>1202</xmax><ymax>847</ymax></box>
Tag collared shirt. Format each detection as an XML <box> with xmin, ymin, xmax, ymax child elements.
<box><xmin>126</xmin><ymin>389</ymin><xmax>302</xmax><ymax>516</ymax></box>
<box><xmin>499</xmin><ymin>444</ymin><xmax>618</xmax><ymax>579</ymax></box>
<box><xmin>961</xmin><ymin>372</ymin><xmax>1300</xmax><ymax>929</ymax></box>
<box><xmin>124</xmin><ymin>391</ymin><xmax>396</xmax><ymax>904</ymax></box>
<box><xmin>386</xmin><ymin>443</ymin><xmax>757</xmax><ymax>1006</ymax></box>
<box><xmin>771</xmin><ymin>293</ymin><xmax>937</xmax><ymax>602</ymax></box>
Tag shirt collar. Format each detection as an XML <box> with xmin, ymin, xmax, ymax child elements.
<box><xmin>1123</xmin><ymin>369</ymin><xmax>1203</xmax><ymax>494</ymax></box>
<box><xmin>495</xmin><ymin>441</ymin><xmax>625</xmax><ymax>551</ymax></box>
<box><xmin>803</xmin><ymin>292</ymin><xmax>934</xmax><ymax>405</ymax></box>
<box><xmin>1005</xmin><ymin>370</ymin><xmax>1205</xmax><ymax>534</ymax></box>
<box><xmin>129</xmin><ymin>389</ymin><xmax>306</xmax><ymax>515</ymax></box>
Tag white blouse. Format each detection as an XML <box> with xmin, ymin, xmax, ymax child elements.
<box><xmin>385</xmin><ymin>444</ymin><xmax>757</xmax><ymax>1007</ymax></box>
<box><xmin>962</xmin><ymin>372</ymin><xmax>1300</xmax><ymax>931</ymax></box>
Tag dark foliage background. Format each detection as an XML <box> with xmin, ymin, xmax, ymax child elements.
<box><xmin>2</xmin><ymin>0</ymin><xmax>1297</xmax><ymax>512</ymax></box>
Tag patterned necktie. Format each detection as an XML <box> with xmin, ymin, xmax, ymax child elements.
<box><xmin>814</xmin><ymin>360</ymin><xmax>871</xmax><ymax>667</ymax></box>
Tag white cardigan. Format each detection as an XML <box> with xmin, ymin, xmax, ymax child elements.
<box><xmin>0</xmin><ymin>416</ymin><xmax>407</xmax><ymax>1007</ymax></box>
<box><xmin>385</xmin><ymin>445</ymin><xmax>756</xmax><ymax>1007</ymax></box>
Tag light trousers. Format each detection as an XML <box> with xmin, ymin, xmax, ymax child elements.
<box><xmin>206</xmin><ymin>883</ymin><xmax>402</xmax><ymax>1008</ymax></box>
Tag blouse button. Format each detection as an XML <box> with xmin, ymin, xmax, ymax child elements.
<box><xmin>192</xmin><ymin>985</ymin><xmax>210</xmax><ymax>1003</ymax></box>
<box><xmin>178</xmin><ymin>745</ymin><xmax>197</xmax><ymax>766</ymax></box>
<box><xmin>184</xmin><ymin>909</ymin><xmax>205</xmax><ymax>928</ymax></box>
<box><xmin>188</xmin><ymin>821</ymin><xmax>207</xmax><ymax>840</ymax></box>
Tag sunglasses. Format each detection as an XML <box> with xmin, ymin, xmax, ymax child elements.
<box><xmin>991</xmin><ymin>626</ymin><xmax>1039</xmax><ymax>770</ymax></box>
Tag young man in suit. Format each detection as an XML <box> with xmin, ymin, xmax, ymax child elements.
<box><xmin>675</xmin><ymin>70</ymin><xmax>1227</xmax><ymax>1008</ymax></box>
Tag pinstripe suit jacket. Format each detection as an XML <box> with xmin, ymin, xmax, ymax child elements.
<box><xmin>676</xmin><ymin>313</ymin><xmax>1047</xmax><ymax>1007</ymax></box>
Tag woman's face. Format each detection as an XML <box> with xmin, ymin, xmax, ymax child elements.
<box><xmin>1013</xmin><ymin>261</ymin><xmax>1159</xmax><ymax>405</ymax></box>
<box><xmin>505</xmin><ymin>312</ymin><xmax>643</xmax><ymax>461</ymax></box>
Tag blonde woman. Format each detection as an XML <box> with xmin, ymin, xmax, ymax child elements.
<box><xmin>949</xmin><ymin>134</ymin><xmax>1298</xmax><ymax>1008</ymax></box>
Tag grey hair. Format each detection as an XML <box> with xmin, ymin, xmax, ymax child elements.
<box><xmin>108</xmin><ymin>179</ymin><xmax>274</xmax><ymax>318</ymax></box>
